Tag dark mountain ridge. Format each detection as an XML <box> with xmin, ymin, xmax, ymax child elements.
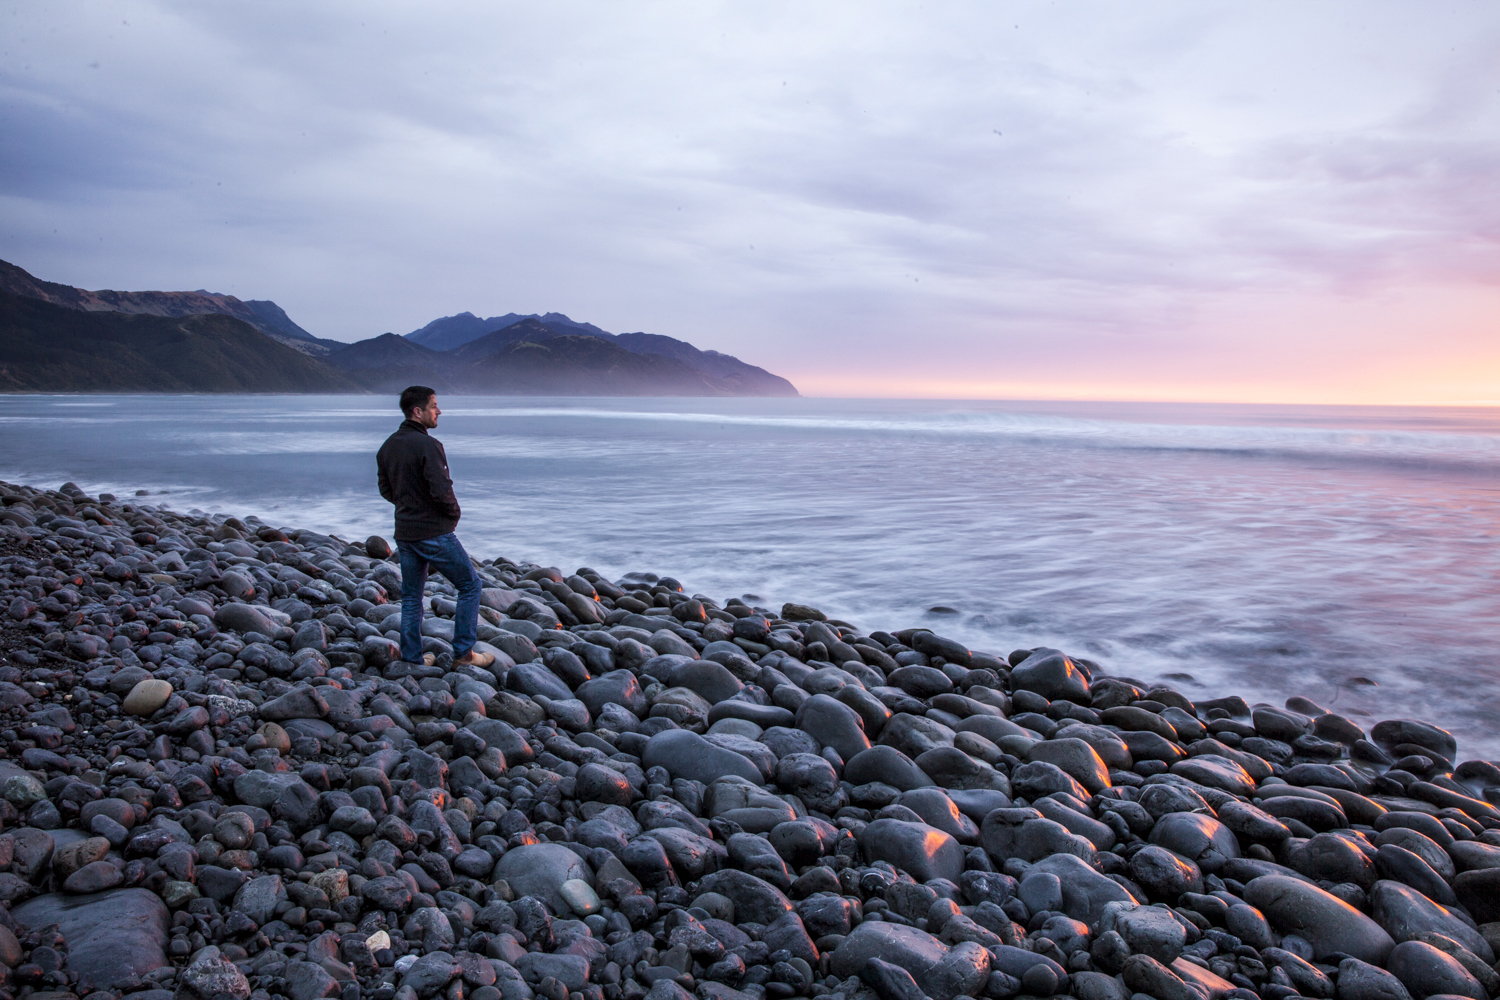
<box><xmin>326</xmin><ymin>319</ymin><xmax>758</xmax><ymax>396</ymax></box>
<box><xmin>0</xmin><ymin>259</ymin><xmax>343</xmax><ymax>356</ymax></box>
<box><xmin>0</xmin><ymin>259</ymin><xmax>799</xmax><ymax>396</ymax></box>
<box><xmin>0</xmin><ymin>292</ymin><xmax>360</xmax><ymax>393</ymax></box>
<box><xmin>402</xmin><ymin>309</ymin><xmax>797</xmax><ymax>396</ymax></box>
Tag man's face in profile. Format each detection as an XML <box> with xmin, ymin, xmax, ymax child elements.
<box><xmin>414</xmin><ymin>395</ymin><xmax>441</xmax><ymax>429</ymax></box>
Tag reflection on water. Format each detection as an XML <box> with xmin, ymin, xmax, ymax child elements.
<box><xmin>2</xmin><ymin>394</ymin><xmax>1498</xmax><ymax>757</ymax></box>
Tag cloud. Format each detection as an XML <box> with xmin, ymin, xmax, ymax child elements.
<box><xmin>3</xmin><ymin>1</ymin><xmax>1499</xmax><ymax>400</ymax></box>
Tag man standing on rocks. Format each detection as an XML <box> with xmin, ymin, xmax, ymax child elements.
<box><xmin>376</xmin><ymin>385</ymin><xmax>493</xmax><ymax>668</ymax></box>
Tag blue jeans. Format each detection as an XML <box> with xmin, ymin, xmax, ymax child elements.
<box><xmin>395</xmin><ymin>532</ymin><xmax>480</xmax><ymax>661</ymax></box>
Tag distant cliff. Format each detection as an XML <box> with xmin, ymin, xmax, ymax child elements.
<box><xmin>398</xmin><ymin>311</ymin><xmax>799</xmax><ymax>397</ymax></box>
<box><xmin>0</xmin><ymin>259</ymin><xmax>800</xmax><ymax>397</ymax></box>
<box><xmin>0</xmin><ymin>292</ymin><xmax>359</xmax><ymax>392</ymax></box>
<box><xmin>0</xmin><ymin>259</ymin><xmax>342</xmax><ymax>356</ymax></box>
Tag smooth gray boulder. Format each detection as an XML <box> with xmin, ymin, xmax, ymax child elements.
<box><xmin>1026</xmin><ymin>853</ymin><xmax>1137</xmax><ymax>926</ymax></box>
<box><xmin>693</xmin><ymin>869</ymin><xmax>794</xmax><ymax>925</ymax></box>
<box><xmin>1010</xmin><ymin>649</ymin><xmax>1090</xmax><ymax>702</ymax></box>
<box><xmin>859</xmin><ymin>818</ymin><xmax>965</xmax><ymax>883</ymax></box>
<box><xmin>844</xmin><ymin>745</ymin><xmax>933</xmax><ymax>791</ymax></box>
<box><xmin>492</xmin><ymin>843</ymin><xmax>593</xmax><ymax>915</ymax></box>
<box><xmin>1335</xmin><ymin>957</ymin><xmax>1414</xmax><ymax>1000</ymax></box>
<box><xmin>642</xmin><ymin>729</ymin><xmax>765</xmax><ymax>786</ymax></box>
<box><xmin>829</xmin><ymin>921</ymin><xmax>991</xmax><ymax>1000</ymax></box>
<box><xmin>1028</xmin><ymin>738</ymin><xmax>1111</xmax><ymax>794</ymax></box>
<box><xmin>1243</xmin><ymin>875</ymin><xmax>1394</xmax><ymax>965</ymax></box>
<box><xmin>795</xmin><ymin>693</ymin><xmax>872</xmax><ymax>762</ymax></box>
<box><xmin>13</xmin><ymin>887</ymin><xmax>169</xmax><ymax>984</ymax></box>
<box><xmin>1368</xmin><ymin>880</ymin><xmax>1494</xmax><ymax>963</ymax></box>
<box><xmin>1384</xmin><ymin>940</ymin><xmax>1484</xmax><ymax>1000</ymax></box>
<box><xmin>1148</xmin><ymin>811</ymin><xmax>1241</xmax><ymax>870</ymax></box>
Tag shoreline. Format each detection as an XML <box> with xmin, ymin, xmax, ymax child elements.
<box><xmin>0</xmin><ymin>479</ymin><xmax>1496</xmax><ymax>1000</ymax></box>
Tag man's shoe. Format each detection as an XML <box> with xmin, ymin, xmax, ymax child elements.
<box><xmin>422</xmin><ymin>653</ymin><xmax>436</xmax><ymax>666</ymax></box>
<box><xmin>453</xmin><ymin>649</ymin><xmax>495</xmax><ymax>668</ymax></box>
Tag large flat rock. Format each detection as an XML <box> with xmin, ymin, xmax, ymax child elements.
<box><xmin>13</xmin><ymin>887</ymin><xmax>169</xmax><ymax>987</ymax></box>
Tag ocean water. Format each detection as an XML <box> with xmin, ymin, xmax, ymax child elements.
<box><xmin>3</xmin><ymin>394</ymin><xmax>1499</xmax><ymax>759</ymax></box>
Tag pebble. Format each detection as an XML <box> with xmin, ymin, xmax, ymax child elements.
<box><xmin>0</xmin><ymin>481</ymin><xmax>1494</xmax><ymax>1000</ymax></box>
<box><xmin>120</xmin><ymin>676</ymin><xmax>173</xmax><ymax>715</ymax></box>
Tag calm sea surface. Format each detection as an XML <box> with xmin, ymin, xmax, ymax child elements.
<box><xmin>3</xmin><ymin>395</ymin><xmax>1498</xmax><ymax>759</ymax></box>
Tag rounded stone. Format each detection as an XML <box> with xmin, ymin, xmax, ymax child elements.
<box><xmin>1368</xmin><ymin>880</ymin><xmax>1494</xmax><ymax>963</ymax></box>
<box><xmin>642</xmin><ymin>728</ymin><xmax>765</xmax><ymax>786</ymax></box>
<box><xmin>859</xmin><ymin>818</ymin><xmax>965</xmax><ymax>883</ymax></box>
<box><xmin>63</xmin><ymin>860</ymin><xmax>124</xmax><ymax>894</ymax></box>
<box><xmin>1011</xmin><ymin>649</ymin><xmax>1090</xmax><ymax>701</ymax></box>
<box><xmin>491</xmin><ymin>843</ymin><xmax>594</xmax><ymax>915</ymax></box>
<box><xmin>1385</xmin><ymin>940</ymin><xmax>1485</xmax><ymax>1000</ymax></box>
<box><xmin>558</xmin><ymin>878</ymin><xmax>601</xmax><ymax>916</ymax></box>
<box><xmin>122</xmin><ymin>678</ymin><xmax>173</xmax><ymax>717</ymax></box>
<box><xmin>1128</xmin><ymin>845</ymin><xmax>1203</xmax><ymax>900</ymax></box>
<box><xmin>845</xmin><ymin>745</ymin><xmax>934</xmax><ymax>791</ymax></box>
<box><xmin>795</xmin><ymin>694</ymin><xmax>872</xmax><ymax>762</ymax></box>
<box><xmin>1242</xmin><ymin>874</ymin><xmax>1394</xmax><ymax>965</ymax></box>
<box><xmin>575</xmin><ymin>763</ymin><xmax>635</xmax><ymax>806</ymax></box>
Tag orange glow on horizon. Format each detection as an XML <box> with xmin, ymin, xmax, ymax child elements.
<box><xmin>779</xmin><ymin>282</ymin><xmax>1500</xmax><ymax>405</ymax></box>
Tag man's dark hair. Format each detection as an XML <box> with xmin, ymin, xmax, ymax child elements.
<box><xmin>399</xmin><ymin>386</ymin><xmax>435</xmax><ymax>418</ymax></box>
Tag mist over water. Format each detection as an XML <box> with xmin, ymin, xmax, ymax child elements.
<box><xmin>4</xmin><ymin>394</ymin><xmax>1499</xmax><ymax>759</ymax></box>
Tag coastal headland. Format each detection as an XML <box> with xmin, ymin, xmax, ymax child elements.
<box><xmin>0</xmin><ymin>479</ymin><xmax>1496</xmax><ymax>1000</ymax></box>
<box><xmin>0</xmin><ymin>260</ymin><xmax>798</xmax><ymax>397</ymax></box>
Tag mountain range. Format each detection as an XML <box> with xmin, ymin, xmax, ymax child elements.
<box><xmin>0</xmin><ymin>260</ymin><xmax>798</xmax><ymax>396</ymax></box>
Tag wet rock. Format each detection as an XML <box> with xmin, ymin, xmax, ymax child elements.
<box><xmin>897</xmin><ymin>787</ymin><xmax>979</xmax><ymax>843</ymax></box>
<box><xmin>1104</xmin><ymin>902</ymin><xmax>1186</xmax><ymax>963</ymax></box>
<box><xmin>1453</xmin><ymin>868</ymin><xmax>1500</xmax><ymax>922</ymax></box>
<box><xmin>844</xmin><ymin>745</ymin><xmax>933</xmax><ymax>791</ymax></box>
<box><xmin>178</xmin><ymin>946</ymin><xmax>251</xmax><ymax>1000</ymax></box>
<box><xmin>1120</xmin><ymin>955</ymin><xmax>1198</xmax><ymax>1000</ymax></box>
<box><xmin>642</xmin><ymin>729</ymin><xmax>765</xmax><ymax>786</ymax></box>
<box><xmin>1374</xmin><ymin>843</ymin><xmax>1456</xmax><ymax>904</ymax></box>
<box><xmin>829</xmin><ymin>922</ymin><xmax>991</xmax><ymax>1000</ymax></box>
<box><xmin>1028</xmin><ymin>737</ymin><xmax>1110</xmax><ymax>794</ymax></box>
<box><xmin>1009</xmin><ymin>760</ymin><xmax>1087</xmax><ymax>800</ymax></box>
<box><xmin>859</xmin><ymin>818</ymin><xmax>965</xmax><ymax>882</ymax></box>
<box><xmin>1026</xmin><ymin>853</ymin><xmax>1137</xmax><ymax>925</ymax></box>
<box><xmin>285</xmin><ymin>961</ymin><xmax>341</xmax><ymax>1000</ymax></box>
<box><xmin>1291</xmin><ymin>832</ymin><xmax>1377</xmax><ymax>889</ymax></box>
<box><xmin>916</xmin><ymin>746</ymin><xmax>1009</xmax><ymax>791</ymax></box>
<box><xmin>1148</xmin><ymin>811</ymin><xmax>1240</xmax><ymax>870</ymax></box>
<box><xmin>795</xmin><ymin>694</ymin><xmax>871</xmax><ymax>762</ymax></box>
<box><xmin>1368</xmin><ymin>880</ymin><xmax>1494</xmax><ymax>963</ymax></box>
<box><xmin>774</xmin><ymin>753</ymin><xmax>845</xmax><ymax>814</ymax></box>
<box><xmin>1128</xmin><ymin>844</ymin><xmax>1203</xmax><ymax>899</ymax></box>
<box><xmin>1011</xmin><ymin>649</ymin><xmax>1090</xmax><ymax>701</ymax></box>
<box><xmin>13</xmin><ymin>887</ymin><xmax>169</xmax><ymax>984</ymax></box>
<box><xmin>122</xmin><ymin>678</ymin><xmax>173</xmax><ymax>716</ymax></box>
<box><xmin>1242</xmin><ymin>874</ymin><xmax>1394</xmax><ymax>964</ymax></box>
<box><xmin>1385</xmin><ymin>940</ymin><xmax>1484</xmax><ymax>1000</ymax></box>
<box><xmin>493</xmin><ymin>843</ymin><xmax>593</xmax><ymax>915</ymax></box>
<box><xmin>680</xmin><ymin>871</ymin><xmax>785</xmax><ymax>930</ymax></box>
<box><xmin>1336</xmin><ymin>957</ymin><xmax>1415</xmax><ymax>1000</ymax></box>
<box><xmin>63</xmin><ymin>860</ymin><xmax>123</xmax><ymax>893</ymax></box>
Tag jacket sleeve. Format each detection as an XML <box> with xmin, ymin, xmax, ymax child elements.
<box><xmin>377</xmin><ymin>452</ymin><xmax>394</xmax><ymax>504</ymax></box>
<box><xmin>424</xmin><ymin>441</ymin><xmax>462</xmax><ymax>521</ymax></box>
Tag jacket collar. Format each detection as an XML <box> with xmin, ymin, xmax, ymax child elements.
<box><xmin>400</xmin><ymin>419</ymin><xmax>428</xmax><ymax>434</ymax></box>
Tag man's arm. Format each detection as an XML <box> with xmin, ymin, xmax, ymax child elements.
<box><xmin>423</xmin><ymin>441</ymin><xmax>462</xmax><ymax>521</ymax></box>
<box><xmin>377</xmin><ymin>456</ymin><xmax>394</xmax><ymax>504</ymax></box>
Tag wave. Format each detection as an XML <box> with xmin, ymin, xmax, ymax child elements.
<box><xmin>447</xmin><ymin>405</ymin><xmax>1500</xmax><ymax>472</ymax></box>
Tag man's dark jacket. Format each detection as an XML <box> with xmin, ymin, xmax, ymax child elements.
<box><xmin>376</xmin><ymin>420</ymin><xmax>461</xmax><ymax>541</ymax></box>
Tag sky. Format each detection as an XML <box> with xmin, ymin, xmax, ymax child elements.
<box><xmin>3</xmin><ymin>2</ymin><xmax>1499</xmax><ymax>402</ymax></box>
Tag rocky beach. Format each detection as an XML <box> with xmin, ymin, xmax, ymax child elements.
<box><xmin>0</xmin><ymin>479</ymin><xmax>1495</xmax><ymax>1000</ymax></box>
